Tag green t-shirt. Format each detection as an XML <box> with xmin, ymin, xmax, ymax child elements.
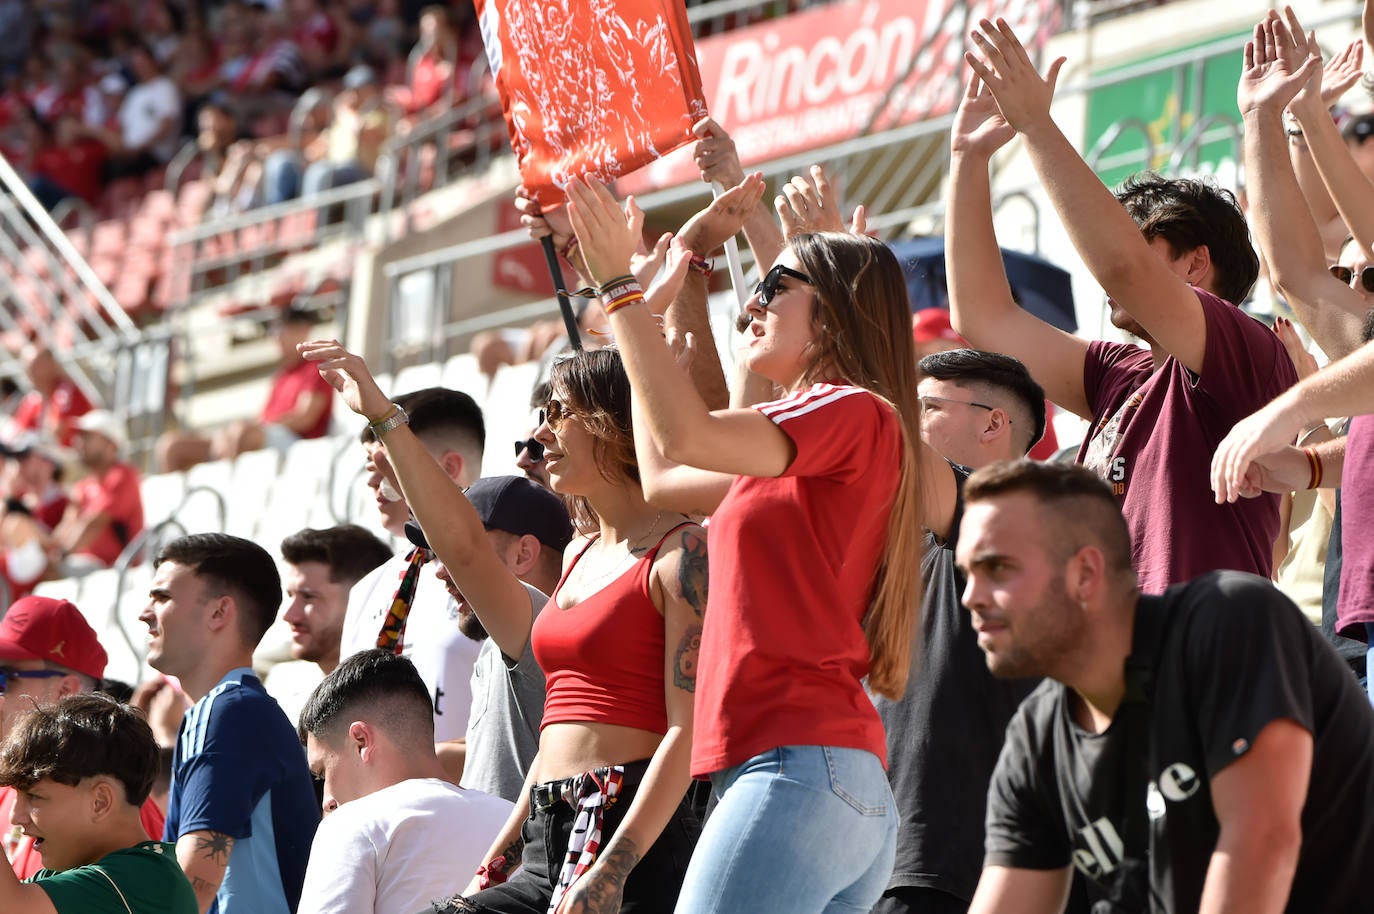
<box><xmin>29</xmin><ymin>841</ymin><xmax>198</xmax><ymax>914</ymax></box>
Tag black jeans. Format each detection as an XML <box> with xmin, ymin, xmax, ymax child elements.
<box><xmin>427</xmin><ymin>759</ymin><xmax>700</xmax><ymax>914</ymax></box>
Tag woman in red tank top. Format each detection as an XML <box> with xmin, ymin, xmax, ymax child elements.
<box><xmin>302</xmin><ymin>342</ymin><xmax>705</xmax><ymax>914</ymax></box>
<box><xmin>566</xmin><ymin>174</ymin><xmax>926</xmax><ymax>914</ymax></box>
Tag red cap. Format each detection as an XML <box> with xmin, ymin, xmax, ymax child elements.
<box><xmin>911</xmin><ymin>308</ymin><xmax>966</xmax><ymax>345</ymax></box>
<box><xmin>0</xmin><ymin>597</ymin><xmax>108</xmax><ymax>680</ymax></box>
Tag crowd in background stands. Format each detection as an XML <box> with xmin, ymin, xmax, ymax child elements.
<box><xmin>0</xmin><ymin>0</ymin><xmax>487</xmax><ymax>216</ymax></box>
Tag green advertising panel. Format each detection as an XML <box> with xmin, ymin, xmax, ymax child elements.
<box><xmin>1084</xmin><ymin>33</ymin><xmax>1247</xmax><ymax>188</ymax></box>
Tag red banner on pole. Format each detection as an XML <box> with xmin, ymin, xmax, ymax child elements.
<box><xmin>475</xmin><ymin>0</ymin><xmax>708</xmax><ymax>210</ymax></box>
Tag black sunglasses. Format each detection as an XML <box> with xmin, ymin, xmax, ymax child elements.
<box><xmin>0</xmin><ymin>667</ymin><xmax>66</xmax><ymax>693</ymax></box>
<box><xmin>753</xmin><ymin>264</ymin><xmax>813</xmax><ymax>307</ymax></box>
<box><xmin>1329</xmin><ymin>263</ymin><xmax>1374</xmax><ymax>293</ymax></box>
<box><xmin>514</xmin><ymin>437</ymin><xmax>545</xmax><ymax>461</ymax></box>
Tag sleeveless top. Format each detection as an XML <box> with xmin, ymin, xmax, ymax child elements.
<box><xmin>531</xmin><ymin>523</ymin><xmax>692</xmax><ymax>734</ymax></box>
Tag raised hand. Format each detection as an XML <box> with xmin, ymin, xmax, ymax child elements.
<box><xmin>566</xmin><ymin>177</ymin><xmax>642</xmax><ymax>285</ymax></box>
<box><xmin>964</xmin><ymin>18</ymin><xmax>1066</xmax><ymax>136</ymax></box>
<box><xmin>692</xmin><ymin>117</ymin><xmax>746</xmax><ymax>187</ymax></box>
<box><xmin>631</xmin><ymin>232</ymin><xmax>673</xmax><ymax>289</ymax></box>
<box><xmin>951</xmin><ymin>73</ymin><xmax>1016</xmax><ymax>158</ymax></box>
<box><xmin>296</xmin><ymin>340</ymin><xmax>392</xmax><ymax>421</ymax></box>
<box><xmin>679</xmin><ymin>172</ymin><xmax>767</xmax><ymax>254</ymax></box>
<box><xmin>1237</xmin><ymin>11</ymin><xmax>1321</xmax><ymax>117</ymax></box>
<box><xmin>1273</xmin><ymin>316</ymin><xmax>1320</xmax><ymax>380</ymax></box>
<box><xmin>644</xmin><ymin>235</ymin><xmax>694</xmax><ymax>315</ymax></box>
<box><xmin>1319</xmin><ymin>39</ymin><xmax>1363</xmax><ymax>108</ymax></box>
<box><xmin>775</xmin><ymin>164</ymin><xmax>866</xmax><ymax>238</ymax></box>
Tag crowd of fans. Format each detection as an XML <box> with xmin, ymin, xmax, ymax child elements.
<box><xmin>4</xmin><ymin>4</ymin><xmax>1374</xmax><ymax>914</ymax></box>
<box><xmin>0</xmin><ymin>0</ymin><xmax>485</xmax><ymax>217</ymax></box>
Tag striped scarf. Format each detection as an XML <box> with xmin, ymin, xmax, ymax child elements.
<box><xmin>377</xmin><ymin>547</ymin><xmax>430</xmax><ymax>654</ymax></box>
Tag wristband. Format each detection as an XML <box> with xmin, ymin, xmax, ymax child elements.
<box><xmin>1302</xmin><ymin>446</ymin><xmax>1323</xmax><ymax>490</ymax></box>
<box><xmin>596</xmin><ymin>274</ymin><xmax>636</xmax><ymax>296</ymax></box>
<box><xmin>476</xmin><ymin>856</ymin><xmax>512</xmax><ymax>890</ymax></box>
<box><xmin>688</xmin><ymin>253</ymin><xmax>714</xmax><ymax>277</ymax></box>
<box><xmin>603</xmin><ymin>289</ymin><xmax>645</xmax><ymax>316</ymax></box>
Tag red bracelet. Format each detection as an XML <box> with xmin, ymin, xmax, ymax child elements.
<box><xmin>476</xmin><ymin>856</ymin><xmax>512</xmax><ymax>890</ymax></box>
<box><xmin>604</xmin><ymin>290</ymin><xmax>645</xmax><ymax>315</ymax></box>
<box><xmin>688</xmin><ymin>254</ymin><xmax>714</xmax><ymax>277</ymax></box>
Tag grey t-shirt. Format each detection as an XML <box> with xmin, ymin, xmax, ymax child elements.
<box><xmin>459</xmin><ymin>582</ymin><xmax>548</xmax><ymax>803</ymax></box>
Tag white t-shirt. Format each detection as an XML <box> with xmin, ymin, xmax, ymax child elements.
<box><xmin>342</xmin><ymin>556</ymin><xmax>481</xmax><ymax>743</ymax></box>
<box><xmin>297</xmin><ymin>778</ymin><xmax>513</xmax><ymax>914</ymax></box>
<box><xmin>118</xmin><ymin>76</ymin><xmax>181</xmax><ymax>161</ymax></box>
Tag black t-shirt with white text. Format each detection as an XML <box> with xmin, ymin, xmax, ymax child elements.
<box><xmin>984</xmin><ymin>571</ymin><xmax>1374</xmax><ymax>913</ymax></box>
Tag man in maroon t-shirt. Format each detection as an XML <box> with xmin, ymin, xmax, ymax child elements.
<box><xmin>948</xmin><ymin>21</ymin><xmax>1296</xmax><ymax>592</ymax></box>
<box><xmin>52</xmin><ymin>411</ymin><xmax>143</xmax><ymax>573</ymax></box>
<box><xmin>156</xmin><ymin>307</ymin><xmax>334</xmax><ymax>472</ymax></box>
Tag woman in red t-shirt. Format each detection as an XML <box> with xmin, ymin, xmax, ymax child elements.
<box><xmin>567</xmin><ymin>175</ymin><xmax>925</xmax><ymax>914</ymax></box>
<box><xmin>301</xmin><ymin>342</ymin><xmax>704</xmax><ymax>914</ymax></box>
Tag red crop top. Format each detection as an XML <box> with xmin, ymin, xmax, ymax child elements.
<box><xmin>530</xmin><ymin>524</ymin><xmax>690</xmax><ymax>734</ymax></box>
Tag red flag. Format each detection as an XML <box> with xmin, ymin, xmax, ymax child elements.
<box><xmin>476</xmin><ymin>0</ymin><xmax>708</xmax><ymax>209</ymax></box>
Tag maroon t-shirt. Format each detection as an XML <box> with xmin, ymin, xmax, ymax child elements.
<box><xmin>1077</xmin><ymin>288</ymin><xmax>1296</xmax><ymax>593</ymax></box>
<box><xmin>70</xmin><ymin>461</ymin><xmax>145</xmax><ymax>566</ymax></box>
<box><xmin>1337</xmin><ymin>415</ymin><xmax>1374</xmax><ymax>639</ymax></box>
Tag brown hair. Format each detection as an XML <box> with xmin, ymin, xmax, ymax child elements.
<box><xmin>546</xmin><ymin>348</ymin><xmax>639</xmax><ymax>534</ymax></box>
<box><xmin>790</xmin><ymin>232</ymin><xmax>925</xmax><ymax>699</ymax></box>
<box><xmin>964</xmin><ymin>460</ymin><xmax>1135</xmax><ymax>575</ymax></box>
<box><xmin>0</xmin><ymin>692</ymin><xmax>158</xmax><ymax>806</ymax></box>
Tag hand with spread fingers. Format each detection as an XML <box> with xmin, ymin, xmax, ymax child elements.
<box><xmin>1237</xmin><ymin>10</ymin><xmax>1322</xmax><ymax>118</ymax></box>
<box><xmin>1319</xmin><ymin>38</ymin><xmax>1363</xmax><ymax>108</ymax></box>
<box><xmin>692</xmin><ymin>117</ymin><xmax>746</xmax><ymax>187</ymax></box>
<box><xmin>1211</xmin><ymin>393</ymin><xmax>1308</xmax><ymax>503</ymax></box>
<box><xmin>296</xmin><ymin>339</ymin><xmax>393</xmax><ymax>421</ymax></box>
<box><xmin>964</xmin><ymin>17</ymin><xmax>1066</xmax><ymax>137</ymax></box>
<box><xmin>775</xmin><ymin>164</ymin><xmax>866</xmax><ymax>238</ymax></box>
<box><xmin>679</xmin><ymin>172</ymin><xmax>767</xmax><ymax>255</ymax></box>
<box><xmin>951</xmin><ymin>73</ymin><xmax>1016</xmax><ymax>159</ymax></box>
<box><xmin>565</xmin><ymin>177</ymin><xmax>643</xmax><ymax>285</ymax></box>
<box><xmin>643</xmin><ymin>236</ymin><xmax>694</xmax><ymax>317</ymax></box>
<box><xmin>1278</xmin><ymin>9</ymin><xmax>1330</xmax><ymax>120</ymax></box>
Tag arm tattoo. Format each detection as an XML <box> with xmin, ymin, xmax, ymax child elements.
<box><xmin>498</xmin><ymin>835</ymin><xmax>524</xmax><ymax>869</ymax></box>
<box><xmin>672</xmin><ymin>531</ymin><xmax>708</xmax><ymax>692</ymax></box>
<box><xmin>581</xmin><ymin>838</ymin><xmax>641</xmax><ymax>914</ymax></box>
<box><xmin>677</xmin><ymin>531</ymin><xmax>708</xmax><ymax>615</ymax></box>
<box><xmin>194</xmin><ymin>831</ymin><xmax>234</xmax><ymax>867</ymax></box>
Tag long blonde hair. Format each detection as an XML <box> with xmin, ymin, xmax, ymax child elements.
<box><xmin>792</xmin><ymin>232</ymin><xmax>925</xmax><ymax>700</ymax></box>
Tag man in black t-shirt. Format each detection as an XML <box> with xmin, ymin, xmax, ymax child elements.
<box><xmin>871</xmin><ymin>349</ymin><xmax>1045</xmax><ymax>914</ymax></box>
<box><xmin>956</xmin><ymin>461</ymin><xmax>1374</xmax><ymax>914</ymax></box>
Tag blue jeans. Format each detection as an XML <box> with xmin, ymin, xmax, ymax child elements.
<box><xmin>675</xmin><ymin>746</ymin><xmax>897</xmax><ymax>914</ymax></box>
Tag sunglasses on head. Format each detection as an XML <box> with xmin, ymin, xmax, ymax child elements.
<box><xmin>753</xmin><ymin>264</ymin><xmax>813</xmax><ymax>308</ymax></box>
<box><xmin>514</xmin><ymin>437</ymin><xmax>545</xmax><ymax>461</ymax></box>
<box><xmin>0</xmin><ymin>667</ymin><xmax>66</xmax><ymax>693</ymax></box>
<box><xmin>1329</xmin><ymin>263</ymin><xmax>1374</xmax><ymax>293</ymax></box>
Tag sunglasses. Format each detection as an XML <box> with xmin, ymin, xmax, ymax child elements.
<box><xmin>0</xmin><ymin>668</ymin><xmax>66</xmax><ymax>693</ymax></box>
<box><xmin>514</xmin><ymin>437</ymin><xmax>545</xmax><ymax>461</ymax></box>
<box><xmin>753</xmin><ymin>264</ymin><xmax>813</xmax><ymax>307</ymax></box>
<box><xmin>538</xmin><ymin>399</ymin><xmax>573</xmax><ymax>431</ymax></box>
<box><xmin>1329</xmin><ymin>263</ymin><xmax>1374</xmax><ymax>293</ymax></box>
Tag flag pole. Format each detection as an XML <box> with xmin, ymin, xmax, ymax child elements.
<box><xmin>540</xmin><ymin>236</ymin><xmax>583</xmax><ymax>351</ymax></box>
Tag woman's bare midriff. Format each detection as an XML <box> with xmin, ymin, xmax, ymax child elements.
<box><xmin>537</xmin><ymin>721</ymin><xmax>666</xmax><ymax>780</ymax></box>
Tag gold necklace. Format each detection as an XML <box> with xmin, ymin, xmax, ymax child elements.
<box><xmin>566</xmin><ymin>510</ymin><xmax>674</xmax><ymax>595</ymax></box>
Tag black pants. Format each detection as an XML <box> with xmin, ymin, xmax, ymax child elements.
<box><xmin>428</xmin><ymin>759</ymin><xmax>700</xmax><ymax>914</ymax></box>
<box><xmin>871</xmin><ymin>886</ymin><xmax>969</xmax><ymax>914</ymax></box>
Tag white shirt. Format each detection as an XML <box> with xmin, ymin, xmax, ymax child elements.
<box><xmin>118</xmin><ymin>76</ymin><xmax>180</xmax><ymax>161</ymax></box>
<box><xmin>342</xmin><ymin>556</ymin><xmax>481</xmax><ymax>743</ymax></box>
<box><xmin>297</xmin><ymin>778</ymin><xmax>513</xmax><ymax>914</ymax></box>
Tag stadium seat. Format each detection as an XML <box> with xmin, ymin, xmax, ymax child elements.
<box><xmin>392</xmin><ymin>361</ymin><xmax>443</xmax><ymax>395</ymax></box>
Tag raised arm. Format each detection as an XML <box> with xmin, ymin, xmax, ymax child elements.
<box><xmin>566</xmin><ymin>179</ymin><xmax>799</xmax><ymax>479</ymax></box>
<box><xmin>1286</xmin><ymin>39</ymin><xmax>1363</xmax><ymax>260</ymax></box>
<box><xmin>967</xmin><ymin>18</ymin><xmax>1210</xmax><ymax>374</ymax></box>
<box><xmin>947</xmin><ymin>72</ymin><xmax>1091</xmax><ymax>418</ymax></box>
<box><xmin>692</xmin><ymin>117</ymin><xmax>785</xmax><ymax>272</ymax></box>
<box><xmin>298</xmin><ymin>341</ymin><xmax>538</xmax><ymax>659</ymax></box>
<box><xmin>1241</xmin><ymin>12</ymin><xmax>1367</xmax><ymax>361</ymax></box>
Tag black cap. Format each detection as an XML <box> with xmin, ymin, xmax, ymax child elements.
<box><xmin>405</xmin><ymin>476</ymin><xmax>573</xmax><ymax>553</ymax></box>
